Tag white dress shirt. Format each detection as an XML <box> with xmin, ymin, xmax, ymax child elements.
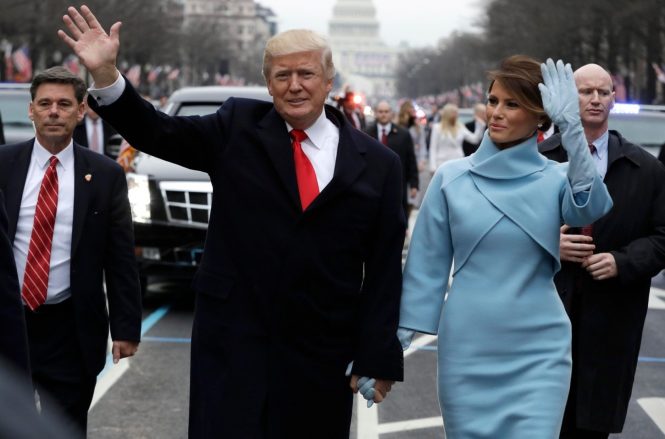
<box><xmin>85</xmin><ymin>116</ymin><xmax>104</xmax><ymax>154</ymax></box>
<box><xmin>377</xmin><ymin>123</ymin><xmax>392</xmax><ymax>141</ymax></box>
<box><xmin>588</xmin><ymin>130</ymin><xmax>609</xmax><ymax>180</ymax></box>
<box><xmin>89</xmin><ymin>75</ymin><xmax>340</xmax><ymax>191</ymax></box>
<box><xmin>13</xmin><ymin>141</ymin><xmax>75</xmax><ymax>304</ymax></box>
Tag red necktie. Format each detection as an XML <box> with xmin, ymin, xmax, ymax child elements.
<box><xmin>381</xmin><ymin>127</ymin><xmax>389</xmax><ymax>146</ymax></box>
<box><xmin>537</xmin><ymin>130</ymin><xmax>545</xmax><ymax>143</ymax></box>
<box><xmin>290</xmin><ymin>129</ymin><xmax>319</xmax><ymax>210</ymax></box>
<box><xmin>580</xmin><ymin>144</ymin><xmax>596</xmax><ymax>236</ymax></box>
<box><xmin>22</xmin><ymin>156</ymin><xmax>59</xmax><ymax>310</ymax></box>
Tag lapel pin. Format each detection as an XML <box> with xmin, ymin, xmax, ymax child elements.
<box><xmin>85</xmin><ymin>174</ymin><xmax>92</xmax><ymax>182</ymax></box>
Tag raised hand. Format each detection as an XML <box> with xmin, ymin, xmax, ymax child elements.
<box><xmin>58</xmin><ymin>5</ymin><xmax>121</xmax><ymax>87</ymax></box>
<box><xmin>538</xmin><ymin>59</ymin><xmax>579</xmax><ymax>128</ymax></box>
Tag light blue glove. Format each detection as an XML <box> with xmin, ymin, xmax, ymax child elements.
<box><xmin>345</xmin><ymin>361</ymin><xmax>375</xmax><ymax>408</ymax></box>
<box><xmin>538</xmin><ymin>58</ymin><xmax>596</xmax><ymax>193</ymax></box>
<box><xmin>397</xmin><ymin>327</ymin><xmax>416</xmax><ymax>351</ymax></box>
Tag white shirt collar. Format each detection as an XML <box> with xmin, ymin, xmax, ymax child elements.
<box><xmin>285</xmin><ymin>110</ymin><xmax>331</xmax><ymax>150</ymax></box>
<box><xmin>33</xmin><ymin>139</ymin><xmax>75</xmax><ymax>172</ymax></box>
<box><xmin>378</xmin><ymin>123</ymin><xmax>392</xmax><ymax>133</ymax></box>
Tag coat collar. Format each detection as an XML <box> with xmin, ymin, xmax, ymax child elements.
<box><xmin>607</xmin><ymin>129</ymin><xmax>641</xmax><ymax>168</ymax></box>
<box><xmin>469</xmin><ymin>132</ymin><xmax>547</xmax><ymax>179</ymax></box>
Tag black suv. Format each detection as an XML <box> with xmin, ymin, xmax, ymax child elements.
<box><xmin>126</xmin><ymin>86</ymin><xmax>272</xmax><ymax>289</ymax></box>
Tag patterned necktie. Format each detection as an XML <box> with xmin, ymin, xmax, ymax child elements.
<box><xmin>22</xmin><ymin>156</ymin><xmax>59</xmax><ymax>310</ymax></box>
<box><xmin>580</xmin><ymin>144</ymin><xmax>596</xmax><ymax>236</ymax></box>
<box><xmin>381</xmin><ymin>127</ymin><xmax>389</xmax><ymax>146</ymax></box>
<box><xmin>290</xmin><ymin>129</ymin><xmax>319</xmax><ymax>210</ymax></box>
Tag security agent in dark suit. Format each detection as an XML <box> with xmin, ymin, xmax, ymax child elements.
<box><xmin>0</xmin><ymin>189</ymin><xmax>30</xmax><ymax>375</ymax></box>
<box><xmin>72</xmin><ymin>104</ymin><xmax>118</xmax><ymax>158</ymax></box>
<box><xmin>60</xmin><ymin>6</ymin><xmax>405</xmax><ymax>438</ymax></box>
<box><xmin>365</xmin><ymin>101</ymin><xmax>419</xmax><ymax>218</ymax></box>
<box><xmin>0</xmin><ymin>67</ymin><xmax>142</xmax><ymax>436</ymax></box>
<box><xmin>539</xmin><ymin>63</ymin><xmax>665</xmax><ymax>438</ymax></box>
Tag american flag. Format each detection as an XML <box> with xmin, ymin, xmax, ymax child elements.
<box><xmin>12</xmin><ymin>46</ymin><xmax>32</xmax><ymax>82</ymax></box>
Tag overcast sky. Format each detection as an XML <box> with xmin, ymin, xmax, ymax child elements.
<box><xmin>256</xmin><ymin>0</ymin><xmax>485</xmax><ymax>48</ymax></box>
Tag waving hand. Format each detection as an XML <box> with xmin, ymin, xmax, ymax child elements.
<box><xmin>58</xmin><ymin>5</ymin><xmax>121</xmax><ymax>87</ymax></box>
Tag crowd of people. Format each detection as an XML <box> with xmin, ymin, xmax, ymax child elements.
<box><xmin>0</xmin><ymin>4</ymin><xmax>663</xmax><ymax>439</ymax></box>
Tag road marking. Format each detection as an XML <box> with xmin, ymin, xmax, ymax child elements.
<box><xmin>639</xmin><ymin>357</ymin><xmax>665</xmax><ymax>363</ymax></box>
<box><xmin>649</xmin><ymin>287</ymin><xmax>665</xmax><ymax>310</ymax></box>
<box><xmin>355</xmin><ymin>334</ymin><xmax>438</xmax><ymax>438</ymax></box>
<box><xmin>404</xmin><ymin>334</ymin><xmax>437</xmax><ymax>358</ymax></box>
<box><xmin>90</xmin><ymin>305</ymin><xmax>172</xmax><ymax>410</ymax></box>
<box><xmin>378</xmin><ymin>416</ymin><xmax>443</xmax><ymax>434</ymax></box>
<box><xmin>356</xmin><ymin>395</ymin><xmax>379</xmax><ymax>439</ymax></box>
<box><xmin>142</xmin><ymin>336</ymin><xmax>191</xmax><ymax>343</ymax></box>
<box><xmin>637</xmin><ymin>398</ymin><xmax>665</xmax><ymax>435</ymax></box>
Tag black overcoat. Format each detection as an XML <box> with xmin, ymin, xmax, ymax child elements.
<box><xmin>539</xmin><ymin>130</ymin><xmax>665</xmax><ymax>432</ymax></box>
<box><xmin>91</xmin><ymin>80</ymin><xmax>406</xmax><ymax>438</ymax></box>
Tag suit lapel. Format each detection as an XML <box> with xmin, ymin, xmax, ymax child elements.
<box><xmin>71</xmin><ymin>146</ymin><xmax>93</xmax><ymax>255</ymax></box>
<box><xmin>309</xmin><ymin>109</ymin><xmax>366</xmax><ymax>210</ymax></box>
<box><xmin>256</xmin><ymin>108</ymin><xmax>301</xmax><ymax>210</ymax></box>
<box><xmin>606</xmin><ymin>131</ymin><xmax>623</xmax><ymax>170</ymax></box>
<box><xmin>5</xmin><ymin>141</ymin><xmax>34</xmax><ymax>241</ymax></box>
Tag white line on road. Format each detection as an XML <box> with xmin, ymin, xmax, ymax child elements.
<box><xmin>89</xmin><ymin>305</ymin><xmax>172</xmax><ymax>410</ymax></box>
<box><xmin>356</xmin><ymin>334</ymin><xmax>439</xmax><ymax>438</ymax></box>
<box><xmin>378</xmin><ymin>416</ymin><xmax>444</xmax><ymax>434</ymax></box>
<box><xmin>356</xmin><ymin>394</ymin><xmax>379</xmax><ymax>439</ymax></box>
<box><xmin>637</xmin><ymin>398</ymin><xmax>665</xmax><ymax>435</ymax></box>
<box><xmin>649</xmin><ymin>287</ymin><xmax>665</xmax><ymax>310</ymax></box>
<box><xmin>90</xmin><ymin>357</ymin><xmax>129</xmax><ymax>409</ymax></box>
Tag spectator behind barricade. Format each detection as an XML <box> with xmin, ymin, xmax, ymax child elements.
<box><xmin>461</xmin><ymin>103</ymin><xmax>487</xmax><ymax>156</ymax></box>
<box><xmin>429</xmin><ymin>103</ymin><xmax>485</xmax><ymax>172</ymax></box>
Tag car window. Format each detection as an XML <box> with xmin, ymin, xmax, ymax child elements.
<box><xmin>0</xmin><ymin>93</ymin><xmax>32</xmax><ymax>126</ymax></box>
<box><xmin>608</xmin><ymin>113</ymin><xmax>665</xmax><ymax>149</ymax></box>
<box><xmin>174</xmin><ymin>103</ymin><xmax>222</xmax><ymax>117</ymax></box>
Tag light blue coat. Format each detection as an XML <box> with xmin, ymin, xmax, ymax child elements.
<box><xmin>400</xmin><ymin>132</ymin><xmax>612</xmax><ymax>438</ymax></box>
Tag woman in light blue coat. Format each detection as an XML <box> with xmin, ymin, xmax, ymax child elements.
<box><xmin>394</xmin><ymin>57</ymin><xmax>613</xmax><ymax>438</ymax></box>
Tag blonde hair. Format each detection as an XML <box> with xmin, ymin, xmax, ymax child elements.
<box><xmin>439</xmin><ymin>103</ymin><xmax>461</xmax><ymax>136</ymax></box>
<box><xmin>262</xmin><ymin>29</ymin><xmax>335</xmax><ymax>82</ymax></box>
<box><xmin>397</xmin><ymin>101</ymin><xmax>414</xmax><ymax>128</ymax></box>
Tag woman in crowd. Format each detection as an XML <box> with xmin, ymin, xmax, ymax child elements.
<box><xmin>397</xmin><ymin>101</ymin><xmax>428</xmax><ymax>208</ymax></box>
<box><xmin>396</xmin><ymin>56</ymin><xmax>613</xmax><ymax>438</ymax></box>
<box><xmin>428</xmin><ymin>102</ymin><xmax>485</xmax><ymax>172</ymax></box>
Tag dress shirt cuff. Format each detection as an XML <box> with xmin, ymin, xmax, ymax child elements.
<box><xmin>88</xmin><ymin>74</ymin><xmax>125</xmax><ymax>106</ymax></box>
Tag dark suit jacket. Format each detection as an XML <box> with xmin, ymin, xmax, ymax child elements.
<box><xmin>365</xmin><ymin>123</ymin><xmax>418</xmax><ymax>213</ymax></box>
<box><xmin>91</xmin><ymin>81</ymin><xmax>405</xmax><ymax>436</ymax></box>
<box><xmin>0</xmin><ymin>140</ymin><xmax>142</xmax><ymax>376</ymax></box>
<box><xmin>462</xmin><ymin>120</ymin><xmax>480</xmax><ymax>156</ymax></box>
<box><xmin>539</xmin><ymin>130</ymin><xmax>665</xmax><ymax>432</ymax></box>
<box><xmin>0</xmin><ymin>190</ymin><xmax>29</xmax><ymax>374</ymax></box>
<box><xmin>73</xmin><ymin>116</ymin><xmax>118</xmax><ymax>158</ymax></box>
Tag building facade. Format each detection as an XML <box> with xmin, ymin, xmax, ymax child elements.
<box><xmin>328</xmin><ymin>0</ymin><xmax>399</xmax><ymax>99</ymax></box>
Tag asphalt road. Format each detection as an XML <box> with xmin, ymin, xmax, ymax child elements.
<box><xmin>87</xmin><ymin>280</ymin><xmax>665</xmax><ymax>438</ymax></box>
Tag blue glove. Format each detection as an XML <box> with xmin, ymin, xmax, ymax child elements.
<box><xmin>538</xmin><ymin>58</ymin><xmax>596</xmax><ymax>193</ymax></box>
<box><xmin>345</xmin><ymin>361</ymin><xmax>376</xmax><ymax>408</ymax></box>
<box><xmin>397</xmin><ymin>327</ymin><xmax>416</xmax><ymax>351</ymax></box>
<box><xmin>357</xmin><ymin>376</ymin><xmax>376</xmax><ymax>408</ymax></box>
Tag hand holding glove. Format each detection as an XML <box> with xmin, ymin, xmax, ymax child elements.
<box><xmin>538</xmin><ymin>58</ymin><xmax>596</xmax><ymax>192</ymax></box>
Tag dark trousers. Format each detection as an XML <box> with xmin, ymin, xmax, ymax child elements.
<box><xmin>25</xmin><ymin>299</ymin><xmax>96</xmax><ymax>437</ymax></box>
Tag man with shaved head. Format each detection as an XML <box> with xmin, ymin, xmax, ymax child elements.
<box><xmin>365</xmin><ymin>101</ymin><xmax>419</xmax><ymax>220</ymax></box>
<box><xmin>540</xmin><ymin>64</ymin><xmax>665</xmax><ymax>438</ymax></box>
